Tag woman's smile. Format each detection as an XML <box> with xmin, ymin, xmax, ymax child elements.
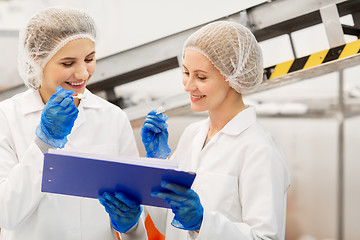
<box><xmin>65</xmin><ymin>80</ymin><xmax>86</xmax><ymax>89</ymax></box>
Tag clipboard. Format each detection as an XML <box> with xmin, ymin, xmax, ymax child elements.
<box><xmin>41</xmin><ymin>150</ymin><xmax>196</xmax><ymax>208</ymax></box>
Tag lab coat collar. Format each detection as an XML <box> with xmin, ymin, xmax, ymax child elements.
<box><xmin>21</xmin><ymin>88</ymin><xmax>101</xmax><ymax>116</ymax></box>
<box><xmin>220</xmin><ymin>106</ymin><xmax>257</xmax><ymax>136</ymax></box>
<box><xmin>77</xmin><ymin>89</ymin><xmax>102</xmax><ymax>110</ymax></box>
<box><xmin>72</xmin><ymin>89</ymin><xmax>103</xmax><ymax>132</ymax></box>
<box><xmin>21</xmin><ymin>89</ymin><xmax>44</xmax><ymax>115</ymax></box>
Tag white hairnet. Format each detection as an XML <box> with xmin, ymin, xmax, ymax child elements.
<box><xmin>18</xmin><ymin>7</ymin><xmax>96</xmax><ymax>90</ymax></box>
<box><xmin>183</xmin><ymin>21</ymin><xmax>263</xmax><ymax>94</ymax></box>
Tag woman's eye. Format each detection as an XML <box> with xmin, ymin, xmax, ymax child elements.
<box><xmin>198</xmin><ymin>76</ymin><xmax>206</xmax><ymax>80</ymax></box>
<box><xmin>85</xmin><ymin>58</ymin><xmax>94</xmax><ymax>63</ymax></box>
<box><xmin>62</xmin><ymin>62</ymin><xmax>73</xmax><ymax>67</ymax></box>
<box><xmin>183</xmin><ymin>71</ymin><xmax>189</xmax><ymax>76</ymax></box>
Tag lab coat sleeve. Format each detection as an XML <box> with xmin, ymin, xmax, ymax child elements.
<box><xmin>119</xmin><ymin>212</ymin><xmax>148</xmax><ymax>240</ymax></box>
<box><xmin>0</xmin><ymin>134</ymin><xmax>45</xmax><ymax>230</ymax></box>
<box><xmin>194</xmin><ymin>144</ymin><xmax>289</xmax><ymax>240</ymax></box>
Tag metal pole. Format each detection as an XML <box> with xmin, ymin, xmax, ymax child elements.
<box><xmin>337</xmin><ymin>70</ymin><xmax>345</xmax><ymax>240</ymax></box>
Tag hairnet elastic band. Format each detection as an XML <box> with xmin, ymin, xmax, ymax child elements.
<box><xmin>41</xmin><ymin>34</ymin><xmax>95</xmax><ymax>68</ymax></box>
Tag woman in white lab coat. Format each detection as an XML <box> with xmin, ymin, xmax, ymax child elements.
<box><xmin>0</xmin><ymin>7</ymin><xmax>138</xmax><ymax>240</ymax></box>
<box><xmin>101</xmin><ymin>21</ymin><xmax>290</xmax><ymax>239</ymax></box>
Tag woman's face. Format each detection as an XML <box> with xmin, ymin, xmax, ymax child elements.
<box><xmin>182</xmin><ymin>49</ymin><xmax>232</xmax><ymax>113</ymax></box>
<box><xmin>40</xmin><ymin>38</ymin><xmax>96</xmax><ymax>104</ymax></box>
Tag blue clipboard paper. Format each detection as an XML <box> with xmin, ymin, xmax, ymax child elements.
<box><xmin>41</xmin><ymin>149</ymin><xmax>196</xmax><ymax>209</ymax></box>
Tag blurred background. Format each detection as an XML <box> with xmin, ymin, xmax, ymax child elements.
<box><xmin>0</xmin><ymin>0</ymin><xmax>359</xmax><ymax>239</ymax></box>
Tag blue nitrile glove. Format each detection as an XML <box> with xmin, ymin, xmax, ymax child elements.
<box><xmin>98</xmin><ymin>192</ymin><xmax>143</xmax><ymax>233</ymax></box>
<box><xmin>36</xmin><ymin>87</ymin><xmax>79</xmax><ymax>148</ymax></box>
<box><xmin>141</xmin><ymin>110</ymin><xmax>171</xmax><ymax>159</ymax></box>
<box><xmin>151</xmin><ymin>180</ymin><xmax>203</xmax><ymax>231</ymax></box>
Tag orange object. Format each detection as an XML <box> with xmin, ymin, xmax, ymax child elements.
<box><xmin>113</xmin><ymin>215</ymin><xmax>165</xmax><ymax>240</ymax></box>
<box><xmin>116</xmin><ymin>231</ymin><xmax>121</xmax><ymax>240</ymax></box>
<box><xmin>145</xmin><ymin>215</ymin><xmax>165</xmax><ymax>240</ymax></box>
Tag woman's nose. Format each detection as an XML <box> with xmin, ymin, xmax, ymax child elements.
<box><xmin>74</xmin><ymin>64</ymin><xmax>89</xmax><ymax>80</ymax></box>
<box><xmin>183</xmin><ymin>77</ymin><xmax>196</xmax><ymax>92</ymax></box>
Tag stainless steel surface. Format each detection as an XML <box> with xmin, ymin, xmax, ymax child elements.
<box><xmin>337</xmin><ymin>70</ymin><xmax>345</xmax><ymax>240</ymax></box>
<box><xmin>320</xmin><ymin>4</ymin><xmax>346</xmax><ymax>48</ymax></box>
<box><xmin>248</xmin><ymin>0</ymin><xmax>360</xmax><ymax>41</ymax></box>
<box><xmin>247</xmin><ymin>0</ymin><xmax>346</xmax><ymax>31</ymax></box>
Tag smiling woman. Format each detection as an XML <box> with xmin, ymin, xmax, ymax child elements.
<box><xmin>41</xmin><ymin>38</ymin><xmax>96</xmax><ymax>107</ymax></box>
<box><xmin>0</xmin><ymin>6</ymin><xmax>139</xmax><ymax>240</ymax></box>
<box><xmin>113</xmin><ymin>21</ymin><xmax>290</xmax><ymax>240</ymax></box>
<box><xmin>182</xmin><ymin>48</ymin><xmax>235</xmax><ymax>114</ymax></box>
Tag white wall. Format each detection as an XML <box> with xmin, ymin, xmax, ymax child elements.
<box><xmin>0</xmin><ymin>36</ymin><xmax>18</xmax><ymax>88</ymax></box>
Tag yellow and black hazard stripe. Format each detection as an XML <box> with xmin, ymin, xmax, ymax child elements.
<box><xmin>264</xmin><ymin>39</ymin><xmax>360</xmax><ymax>79</ymax></box>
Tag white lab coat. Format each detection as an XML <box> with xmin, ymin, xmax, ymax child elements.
<box><xmin>123</xmin><ymin>107</ymin><xmax>290</xmax><ymax>240</ymax></box>
<box><xmin>0</xmin><ymin>89</ymin><xmax>139</xmax><ymax>240</ymax></box>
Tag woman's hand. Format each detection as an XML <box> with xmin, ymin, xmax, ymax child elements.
<box><xmin>141</xmin><ymin>110</ymin><xmax>171</xmax><ymax>159</ymax></box>
<box><xmin>151</xmin><ymin>181</ymin><xmax>203</xmax><ymax>231</ymax></box>
<box><xmin>98</xmin><ymin>192</ymin><xmax>142</xmax><ymax>233</ymax></box>
<box><xmin>36</xmin><ymin>86</ymin><xmax>79</xmax><ymax>148</ymax></box>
